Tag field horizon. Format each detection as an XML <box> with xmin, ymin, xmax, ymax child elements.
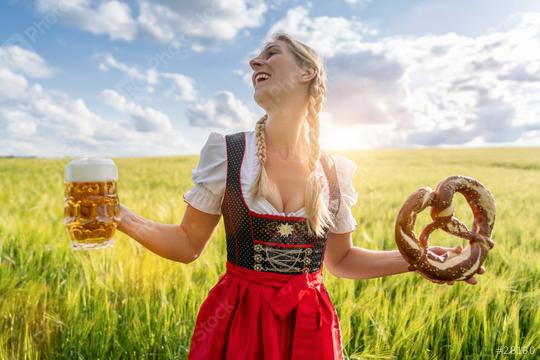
<box><xmin>2</xmin><ymin>145</ymin><xmax>540</xmax><ymax>160</ymax></box>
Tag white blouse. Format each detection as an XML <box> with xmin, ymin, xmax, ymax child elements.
<box><xmin>183</xmin><ymin>131</ymin><xmax>359</xmax><ymax>234</ymax></box>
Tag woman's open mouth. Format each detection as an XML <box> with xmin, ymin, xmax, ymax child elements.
<box><xmin>255</xmin><ymin>72</ymin><xmax>271</xmax><ymax>85</ymax></box>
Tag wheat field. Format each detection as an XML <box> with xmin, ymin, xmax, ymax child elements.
<box><xmin>0</xmin><ymin>147</ymin><xmax>538</xmax><ymax>359</ymax></box>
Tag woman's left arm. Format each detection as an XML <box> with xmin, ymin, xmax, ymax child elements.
<box><xmin>324</xmin><ymin>231</ymin><xmax>410</xmax><ymax>279</ymax></box>
<box><xmin>324</xmin><ymin>231</ymin><xmax>484</xmax><ymax>284</ymax></box>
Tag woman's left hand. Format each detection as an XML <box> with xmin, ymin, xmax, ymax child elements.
<box><xmin>424</xmin><ymin>245</ymin><xmax>486</xmax><ymax>286</ymax></box>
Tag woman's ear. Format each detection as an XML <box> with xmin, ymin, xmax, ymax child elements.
<box><xmin>300</xmin><ymin>67</ymin><xmax>317</xmax><ymax>83</ymax></box>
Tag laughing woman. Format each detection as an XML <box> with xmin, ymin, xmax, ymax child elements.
<box><xmin>117</xmin><ymin>32</ymin><xmax>484</xmax><ymax>359</ymax></box>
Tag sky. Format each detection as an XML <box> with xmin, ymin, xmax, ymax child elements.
<box><xmin>1</xmin><ymin>0</ymin><xmax>539</xmax><ymax>157</ymax></box>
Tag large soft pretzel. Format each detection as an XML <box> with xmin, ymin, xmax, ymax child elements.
<box><xmin>395</xmin><ymin>175</ymin><xmax>496</xmax><ymax>282</ymax></box>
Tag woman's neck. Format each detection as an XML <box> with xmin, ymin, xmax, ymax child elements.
<box><xmin>264</xmin><ymin>107</ymin><xmax>310</xmax><ymax>160</ymax></box>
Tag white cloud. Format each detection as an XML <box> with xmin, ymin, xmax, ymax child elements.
<box><xmin>0</xmin><ymin>46</ymin><xmax>56</xmax><ymax>78</ymax></box>
<box><xmin>265</xmin><ymin>6</ymin><xmax>378</xmax><ymax>58</ymax></box>
<box><xmin>98</xmin><ymin>53</ymin><xmax>154</xmax><ymax>83</ymax></box>
<box><xmin>137</xmin><ymin>0</ymin><xmax>267</xmax><ymax>48</ymax></box>
<box><xmin>0</xmin><ymin>68</ymin><xmax>29</xmax><ymax>100</ymax></box>
<box><xmin>325</xmin><ymin>50</ymin><xmax>410</xmax><ymax>126</ymax></box>
<box><xmin>36</xmin><ymin>0</ymin><xmax>137</xmax><ymax>41</ymax></box>
<box><xmin>0</xmin><ymin>46</ymin><xmax>189</xmax><ymax>157</ymax></box>
<box><xmin>98</xmin><ymin>53</ymin><xmax>197</xmax><ymax>102</ymax></box>
<box><xmin>1</xmin><ymin>109</ymin><xmax>38</xmax><ymax>136</ymax></box>
<box><xmin>233</xmin><ymin>68</ymin><xmax>253</xmax><ymax>87</ymax></box>
<box><xmin>263</xmin><ymin>7</ymin><xmax>540</xmax><ymax>147</ymax></box>
<box><xmin>136</xmin><ymin>1</ymin><xmax>178</xmax><ymax>43</ymax></box>
<box><xmin>517</xmin><ymin>129</ymin><xmax>540</xmax><ymax>145</ymax></box>
<box><xmin>382</xmin><ymin>13</ymin><xmax>540</xmax><ymax>145</ymax></box>
<box><xmin>160</xmin><ymin>72</ymin><xmax>197</xmax><ymax>102</ymax></box>
<box><xmin>187</xmin><ymin>91</ymin><xmax>254</xmax><ymax>128</ymax></box>
<box><xmin>33</xmin><ymin>1</ymin><xmax>267</xmax><ymax>48</ymax></box>
<box><xmin>97</xmin><ymin>55</ymin><xmax>253</xmax><ymax>131</ymax></box>
<box><xmin>343</xmin><ymin>0</ymin><xmax>373</xmax><ymax>6</ymax></box>
<box><xmin>99</xmin><ymin>89</ymin><xmax>173</xmax><ymax>132</ymax></box>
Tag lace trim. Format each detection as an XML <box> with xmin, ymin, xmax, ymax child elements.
<box><xmin>253</xmin><ymin>244</ymin><xmax>313</xmax><ymax>273</ymax></box>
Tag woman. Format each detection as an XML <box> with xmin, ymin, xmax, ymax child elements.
<box><xmin>118</xmin><ymin>32</ymin><xmax>484</xmax><ymax>359</ymax></box>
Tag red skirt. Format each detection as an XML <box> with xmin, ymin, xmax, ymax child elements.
<box><xmin>187</xmin><ymin>261</ymin><xmax>343</xmax><ymax>360</ymax></box>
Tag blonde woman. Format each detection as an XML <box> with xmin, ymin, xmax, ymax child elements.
<box><xmin>118</xmin><ymin>32</ymin><xmax>484</xmax><ymax>359</ymax></box>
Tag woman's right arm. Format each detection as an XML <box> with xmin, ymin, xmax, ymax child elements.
<box><xmin>117</xmin><ymin>203</ymin><xmax>221</xmax><ymax>264</ymax></box>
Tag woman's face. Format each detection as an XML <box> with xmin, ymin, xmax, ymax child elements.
<box><xmin>249</xmin><ymin>40</ymin><xmax>308</xmax><ymax>107</ymax></box>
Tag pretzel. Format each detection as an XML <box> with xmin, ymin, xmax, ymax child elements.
<box><xmin>395</xmin><ymin>175</ymin><xmax>496</xmax><ymax>282</ymax></box>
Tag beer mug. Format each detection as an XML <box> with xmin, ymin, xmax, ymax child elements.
<box><xmin>64</xmin><ymin>158</ymin><xmax>120</xmax><ymax>250</ymax></box>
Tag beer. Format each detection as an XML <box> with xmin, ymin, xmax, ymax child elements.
<box><xmin>64</xmin><ymin>158</ymin><xmax>120</xmax><ymax>250</ymax></box>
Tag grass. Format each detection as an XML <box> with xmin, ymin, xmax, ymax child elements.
<box><xmin>0</xmin><ymin>147</ymin><xmax>539</xmax><ymax>359</ymax></box>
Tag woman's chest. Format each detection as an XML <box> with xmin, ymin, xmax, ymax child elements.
<box><xmin>263</xmin><ymin>156</ymin><xmax>311</xmax><ymax>214</ymax></box>
<box><xmin>241</xmin><ymin>132</ymin><xmax>330</xmax><ymax>216</ymax></box>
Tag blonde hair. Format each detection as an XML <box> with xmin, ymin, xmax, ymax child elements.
<box><xmin>250</xmin><ymin>32</ymin><xmax>334</xmax><ymax>237</ymax></box>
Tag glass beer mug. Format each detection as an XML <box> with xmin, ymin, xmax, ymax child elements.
<box><xmin>64</xmin><ymin>158</ymin><xmax>120</xmax><ymax>250</ymax></box>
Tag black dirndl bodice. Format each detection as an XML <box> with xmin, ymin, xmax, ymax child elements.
<box><xmin>220</xmin><ymin>131</ymin><xmax>341</xmax><ymax>275</ymax></box>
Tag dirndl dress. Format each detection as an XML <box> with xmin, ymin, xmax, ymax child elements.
<box><xmin>187</xmin><ymin>131</ymin><xmax>344</xmax><ymax>360</ymax></box>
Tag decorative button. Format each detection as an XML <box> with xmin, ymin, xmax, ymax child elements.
<box><xmin>254</xmin><ymin>244</ymin><xmax>263</xmax><ymax>252</ymax></box>
<box><xmin>254</xmin><ymin>254</ymin><xmax>263</xmax><ymax>262</ymax></box>
<box><xmin>304</xmin><ymin>248</ymin><xmax>313</xmax><ymax>255</ymax></box>
<box><xmin>302</xmin><ymin>267</ymin><xmax>310</xmax><ymax>273</ymax></box>
<box><xmin>254</xmin><ymin>264</ymin><xmax>263</xmax><ymax>271</ymax></box>
<box><xmin>303</xmin><ymin>257</ymin><xmax>312</xmax><ymax>265</ymax></box>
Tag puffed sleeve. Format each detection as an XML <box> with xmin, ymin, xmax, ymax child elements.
<box><xmin>329</xmin><ymin>155</ymin><xmax>359</xmax><ymax>234</ymax></box>
<box><xmin>182</xmin><ymin>132</ymin><xmax>226</xmax><ymax>215</ymax></box>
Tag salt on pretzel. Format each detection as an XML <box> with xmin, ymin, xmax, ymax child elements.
<box><xmin>395</xmin><ymin>175</ymin><xmax>496</xmax><ymax>282</ymax></box>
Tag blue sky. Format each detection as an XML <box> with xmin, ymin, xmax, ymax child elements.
<box><xmin>1</xmin><ymin>0</ymin><xmax>539</xmax><ymax>157</ymax></box>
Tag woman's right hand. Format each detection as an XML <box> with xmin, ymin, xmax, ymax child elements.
<box><xmin>418</xmin><ymin>245</ymin><xmax>485</xmax><ymax>286</ymax></box>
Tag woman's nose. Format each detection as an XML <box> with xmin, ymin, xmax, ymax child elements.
<box><xmin>249</xmin><ymin>56</ymin><xmax>263</xmax><ymax>70</ymax></box>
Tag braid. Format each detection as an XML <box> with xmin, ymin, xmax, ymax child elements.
<box><xmin>251</xmin><ymin>114</ymin><xmax>276</xmax><ymax>200</ymax></box>
<box><xmin>255</xmin><ymin>114</ymin><xmax>267</xmax><ymax>166</ymax></box>
<box><xmin>304</xmin><ymin>75</ymin><xmax>335</xmax><ymax>237</ymax></box>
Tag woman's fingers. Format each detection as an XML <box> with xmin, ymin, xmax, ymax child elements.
<box><xmin>418</xmin><ymin>261</ymin><xmax>486</xmax><ymax>285</ymax></box>
<box><xmin>430</xmin><ymin>245</ymin><xmax>464</xmax><ymax>257</ymax></box>
<box><xmin>430</xmin><ymin>246</ymin><xmax>452</xmax><ymax>256</ymax></box>
<box><xmin>445</xmin><ymin>268</ymin><xmax>485</xmax><ymax>285</ymax></box>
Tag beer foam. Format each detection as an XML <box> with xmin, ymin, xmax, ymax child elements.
<box><xmin>65</xmin><ymin>158</ymin><xmax>118</xmax><ymax>182</ymax></box>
